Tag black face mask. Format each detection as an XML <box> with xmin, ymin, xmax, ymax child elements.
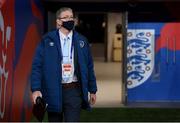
<box><xmin>62</xmin><ymin>20</ymin><xmax>75</xmax><ymax>31</ymax></box>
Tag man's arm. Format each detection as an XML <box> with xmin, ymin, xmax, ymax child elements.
<box><xmin>86</xmin><ymin>43</ymin><xmax>97</xmax><ymax>105</ymax></box>
<box><xmin>87</xmin><ymin>43</ymin><xmax>97</xmax><ymax>94</ymax></box>
<box><xmin>31</xmin><ymin>41</ymin><xmax>44</xmax><ymax>103</ymax></box>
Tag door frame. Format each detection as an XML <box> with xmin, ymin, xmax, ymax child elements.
<box><xmin>122</xmin><ymin>11</ymin><xmax>128</xmax><ymax>105</ymax></box>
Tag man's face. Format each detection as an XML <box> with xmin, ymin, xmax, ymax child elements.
<box><xmin>56</xmin><ymin>10</ymin><xmax>74</xmax><ymax>28</ymax></box>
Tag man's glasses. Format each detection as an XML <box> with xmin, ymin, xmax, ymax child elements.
<box><xmin>58</xmin><ymin>17</ymin><xmax>74</xmax><ymax>20</ymax></box>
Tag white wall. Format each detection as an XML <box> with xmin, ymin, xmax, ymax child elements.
<box><xmin>107</xmin><ymin>13</ymin><xmax>122</xmax><ymax>62</ymax></box>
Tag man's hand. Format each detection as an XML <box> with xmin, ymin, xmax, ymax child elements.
<box><xmin>89</xmin><ymin>93</ymin><xmax>96</xmax><ymax>105</ymax></box>
<box><xmin>32</xmin><ymin>91</ymin><xmax>42</xmax><ymax>104</ymax></box>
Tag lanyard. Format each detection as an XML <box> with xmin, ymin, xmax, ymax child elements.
<box><xmin>62</xmin><ymin>37</ymin><xmax>74</xmax><ymax>60</ymax></box>
<box><xmin>57</xmin><ymin>30</ymin><xmax>74</xmax><ymax>61</ymax></box>
<box><xmin>69</xmin><ymin>37</ymin><xmax>74</xmax><ymax>60</ymax></box>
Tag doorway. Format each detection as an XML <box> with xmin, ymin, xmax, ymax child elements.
<box><xmin>75</xmin><ymin>13</ymin><xmax>106</xmax><ymax>60</ymax></box>
<box><xmin>75</xmin><ymin>12</ymin><xmax>125</xmax><ymax>107</ymax></box>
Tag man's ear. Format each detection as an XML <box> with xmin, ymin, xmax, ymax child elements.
<box><xmin>56</xmin><ymin>19</ymin><xmax>62</xmax><ymax>28</ymax></box>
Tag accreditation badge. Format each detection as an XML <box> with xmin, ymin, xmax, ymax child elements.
<box><xmin>62</xmin><ymin>62</ymin><xmax>73</xmax><ymax>79</ymax></box>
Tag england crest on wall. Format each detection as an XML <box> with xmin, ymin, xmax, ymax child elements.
<box><xmin>127</xmin><ymin>29</ymin><xmax>155</xmax><ymax>89</ymax></box>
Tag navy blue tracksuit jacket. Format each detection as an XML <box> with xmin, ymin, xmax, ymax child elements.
<box><xmin>31</xmin><ymin>30</ymin><xmax>97</xmax><ymax>112</ymax></box>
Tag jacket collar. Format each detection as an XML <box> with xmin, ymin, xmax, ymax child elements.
<box><xmin>46</xmin><ymin>29</ymin><xmax>80</xmax><ymax>60</ymax></box>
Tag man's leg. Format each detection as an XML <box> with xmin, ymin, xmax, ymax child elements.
<box><xmin>63</xmin><ymin>87</ymin><xmax>82</xmax><ymax>122</ymax></box>
<box><xmin>48</xmin><ymin>112</ymin><xmax>63</xmax><ymax>122</ymax></box>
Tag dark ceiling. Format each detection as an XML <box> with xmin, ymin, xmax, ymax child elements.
<box><xmin>43</xmin><ymin>0</ymin><xmax>180</xmax><ymax>12</ymax></box>
<box><xmin>43</xmin><ymin>0</ymin><xmax>180</xmax><ymax>2</ymax></box>
<box><xmin>42</xmin><ymin>0</ymin><xmax>180</xmax><ymax>22</ymax></box>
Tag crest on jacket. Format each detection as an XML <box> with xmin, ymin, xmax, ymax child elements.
<box><xmin>79</xmin><ymin>40</ymin><xmax>84</xmax><ymax>48</ymax></box>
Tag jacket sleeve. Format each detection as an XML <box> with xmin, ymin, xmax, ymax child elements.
<box><xmin>31</xmin><ymin>41</ymin><xmax>44</xmax><ymax>92</ymax></box>
<box><xmin>87</xmin><ymin>43</ymin><xmax>97</xmax><ymax>94</ymax></box>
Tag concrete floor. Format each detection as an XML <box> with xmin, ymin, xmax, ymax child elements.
<box><xmin>91</xmin><ymin>58</ymin><xmax>180</xmax><ymax>108</ymax></box>
<box><xmin>92</xmin><ymin>58</ymin><xmax>123</xmax><ymax>107</ymax></box>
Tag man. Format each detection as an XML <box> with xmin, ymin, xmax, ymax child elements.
<box><xmin>31</xmin><ymin>7</ymin><xmax>97</xmax><ymax>122</ymax></box>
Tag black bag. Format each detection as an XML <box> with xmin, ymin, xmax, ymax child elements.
<box><xmin>32</xmin><ymin>97</ymin><xmax>47</xmax><ymax>122</ymax></box>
